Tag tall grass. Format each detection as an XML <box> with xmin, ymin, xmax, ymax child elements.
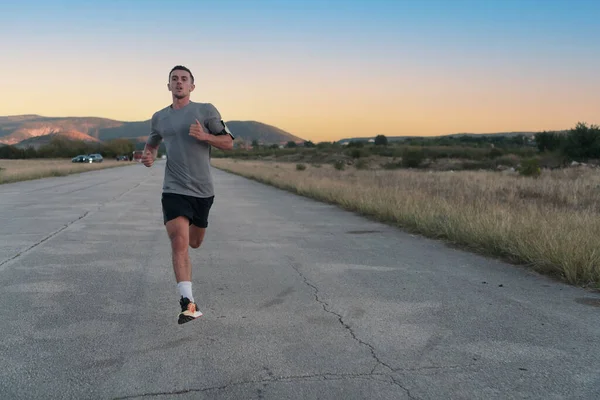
<box><xmin>212</xmin><ymin>159</ymin><xmax>600</xmax><ymax>287</ymax></box>
<box><xmin>0</xmin><ymin>159</ymin><xmax>136</xmax><ymax>184</ymax></box>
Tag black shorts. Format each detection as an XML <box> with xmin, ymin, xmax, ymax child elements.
<box><xmin>161</xmin><ymin>192</ymin><xmax>214</xmax><ymax>228</ymax></box>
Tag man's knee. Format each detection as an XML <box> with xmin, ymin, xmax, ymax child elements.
<box><xmin>189</xmin><ymin>225</ymin><xmax>206</xmax><ymax>249</ymax></box>
<box><xmin>170</xmin><ymin>233</ymin><xmax>189</xmax><ymax>253</ymax></box>
<box><xmin>166</xmin><ymin>217</ymin><xmax>190</xmax><ymax>254</ymax></box>
<box><xmin>189</xmin><ymin>238</ymin><xmax>203</xmax><ymax>249</ymax></box>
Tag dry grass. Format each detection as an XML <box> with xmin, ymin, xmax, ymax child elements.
<box><xmin>0</xmin><ymin>158</ymin><xmax>136</xmax><ymax>184</ymax></box>
<box><xmin>212</xmin><ymin>158</ymin><xmax>600</xmax><ymax>287</ymax></box>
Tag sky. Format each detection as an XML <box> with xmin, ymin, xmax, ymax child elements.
<box><xmin>1</xmin><ymin>0</ymin><xmax>599</xmax><ymax>142</ymax></box>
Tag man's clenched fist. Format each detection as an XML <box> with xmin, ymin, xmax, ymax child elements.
<box><xmin>141</xmin><ymin>148</ymin><xmax>155</xmax><ymax>167</ymax></box>
<box><xmin>189</xmin><ymin>119</ymin><xmax>210</xmax><ymax>142</ymax></box>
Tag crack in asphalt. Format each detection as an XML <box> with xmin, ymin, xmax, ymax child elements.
<box><xmin>0</xmin><ymin>179</ymin><xmax>144</xmax><ymax>270</ymax></box>
<box><xmin>0</xmin><ymin>210</ymin><xmax>90</xmax><ymax>270</ymax></box>
<box><xmin>112</xmin><ymin>373</ymin><xmax>399</xmax><ymax>400</ymax></box>
<box><xmin>115</xmin><ymin>256</ymin><xmax>449</xmax><ymax>400</ymax></box>
<box><xmin>286</xmin><ymin>257</ymin><xmax>417</xmax><ymax>400</ymax></box>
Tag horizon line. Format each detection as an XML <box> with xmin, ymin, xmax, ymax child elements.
<box><xmin>1</xmin><ymin>112</ymin><xmax>581</xmax><ymax>142</ymax></box>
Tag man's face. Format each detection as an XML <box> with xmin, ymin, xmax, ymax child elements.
<box><xmin>168</xmin><ymin>69</ymin><xmax>195</xmax><ymax>99</ymax></box>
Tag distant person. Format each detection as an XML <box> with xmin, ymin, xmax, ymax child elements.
<box><xmin>142</xmin><ymin>65</ymin><xmax>235</xmax><ymax>324</ymax></box>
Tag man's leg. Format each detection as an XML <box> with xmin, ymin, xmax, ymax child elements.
<box><xmin>163</xmin><ymin>202</ymin><xmax>202</xmax><ymax>324</ymax></box>
<box><xmin>165</xmin><ymin>216</ymin><xmax>192</xmax><ymax>282</ymax></box>
<box><xmin>189</xmin><ymin>225</ymin><xmax>206</xmax><ymax>249</ymax></box>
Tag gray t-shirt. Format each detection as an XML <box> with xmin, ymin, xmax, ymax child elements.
<box><xmin>146</xmin><ymin>101</ymin><xmax>233</xmax><ymax>198</ymax></box>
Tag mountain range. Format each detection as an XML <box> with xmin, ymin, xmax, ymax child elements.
<box><xmin>0</xmin><ymin>114</ymin><xmax>554</xmax><ymax>150</ymax></box>
<box><xmin>0</xmin><ymin>114</ymin><xmax>305</xmax><ymax>148</ymax></box>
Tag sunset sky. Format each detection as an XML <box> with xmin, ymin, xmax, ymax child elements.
<box><xmin>1</xmin><ymin>0</ymin><xmax>599</xmax><ymax>142</ymax></box>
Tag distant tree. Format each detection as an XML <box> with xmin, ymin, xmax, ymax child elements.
<box><xmin>316</xmin><ymin>141</ymin><xmax>333</xmax><ymax>149</ymax></box>
<box><xmin>304</xmin><ymin>140</ymin><xmax>315</xmax><ymax>148</ymax></box>
<box><xmin>562</xmin><ymin>122</ymin><xmax>600</xmax><ymax>161</ymax></box>
<box><xmin>251</xmin><ymin>139</ymin><xmax>259</xmax><ymax>149</ymax></box>
<box><xmin>285</xmin><ymin>141</ymin><xmax>297</xmax><ymax>148</ymax></box>
<box><xmin>103</xmin><ymin>138</ymin><xmax>135</xmax><ymax>157</ymax></box>
<box><xmin>346</xmin><ymin>140</ymin><xmax>365</xmax><ymax>148</ymax></box>
<box><xmin>534</xmin><ymin>131</ymin><xmax>564</xmax><ymax>152</ymax></box>
<box><xmin>510</xmin><ymin>134</ymin><xmax>527</xmax><ymax>146</ymax></box>
<box><xmin>374</xmin><ymin>134</ymin><xmax>388</xmax><ymax>146</ymax></box>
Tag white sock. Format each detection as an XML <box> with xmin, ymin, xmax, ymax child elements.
<box><xmin>177</xmin><ymin>281</ymin><xmax>194</xmax><ymax>302</ymax></box>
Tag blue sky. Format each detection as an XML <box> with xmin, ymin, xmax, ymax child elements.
<box><xmin>1</xmin><ymin>0</ymin><xmax>598</xmax><ymax>140</ymax></box>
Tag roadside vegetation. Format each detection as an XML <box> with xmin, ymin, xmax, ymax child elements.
<box><xmin>0</xmin><ymin>158</ymin><xmax>136</xmax><ymax>185</ymax></box>
<box><xmin>0</xmin><ymin>137</ymin><xmax>143</xmax><ymax>184</ymax></box>
<box><xmin>211</xmin><ymin>122</ymin><xmax>600</xmax><ymax>288</ymax></box>
<box><xmin>0</xmin><ymin>137</ymin><xmax>143</xmax><ymax>160</ymax></box>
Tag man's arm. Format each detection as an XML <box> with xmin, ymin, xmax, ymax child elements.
<box><xmin>204</xmin><ymin>103</ymin><xmax>235</xmax><ymax>150</ymax></box>
<box><xmin>202</xmin><ymin>133</ymin><xmax>234</xmax><ymax>150</ymax></box>
<box><xmin>188</xmin><ymin>104</ymin><xmax>235</xmax><ymax>150</ymax></box>
<box><xmin>144</xmin><ymin>143</ymin><xmax>159</xmax><ymax>157</ymax></box>
<box><xmin>143</xmin><ymin>113</ymin><xmax>162</xmax><ymax>167</ymax></box>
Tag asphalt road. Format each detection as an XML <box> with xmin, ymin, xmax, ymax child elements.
<box><xmin>0</xmin><ymin>160</ymin><xmax>599</xmax><ymax>400</ymax></box>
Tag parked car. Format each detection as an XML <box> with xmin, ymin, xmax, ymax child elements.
<box><xmin>72</xmin><ymin>155</ymin><xmax>90</xmax><ymax>163</ymax></box>
<box><xmin>87</xmin><ymin>154</ymin><xmax>103</xmax><ymax>163</ymax></box>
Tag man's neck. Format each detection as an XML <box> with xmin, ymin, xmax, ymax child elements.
<box><xmin>171</xmin><ymin>96</ymin><xmax>191</xmax><ymax>109</ymax></box>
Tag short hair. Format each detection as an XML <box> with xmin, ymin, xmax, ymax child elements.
<box><xmin>169</xmin><ymin>65</ymin><xmax>194</xmax><ymax>84</ymax></box>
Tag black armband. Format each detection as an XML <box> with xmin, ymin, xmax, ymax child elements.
<box><xmin>205</xmin><ymin>119</ymin><xmax>235</xmax><ymax>139</ymax></box>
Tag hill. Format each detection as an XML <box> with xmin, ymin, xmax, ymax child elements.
<box><xmin>225</xmin><ymin>121</ymin><xmax>304</xmax><ymax>144</ymax></box>
<box><xmin>14</xmin><ymin>131</ymin><xmax>101</xmax><ymax>149</ymax></box>
<box><xmin>0</xmin><ymin>115</ymin><xmax>122</xmax><ymax>145</ymax></box>
<box><xmin>0</xmin><ymin>114</ymin><xmax>304</xmax><ymax>148</ymax></box>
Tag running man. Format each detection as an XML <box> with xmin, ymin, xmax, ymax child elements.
<box><xmin>142</xmin><ymin>65</ymin><xmax>235</xmax><ymax>324</ymax></box>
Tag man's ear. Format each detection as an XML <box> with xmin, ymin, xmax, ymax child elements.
<box><xmin>167</xmin><ymin>83</ymin><xmax>171</xmax><ymax>91</ymax></box>
<box><xmin>190</xmin><ymin>83</ymin><xmax>195</xmax><ymax>92</ymax></box>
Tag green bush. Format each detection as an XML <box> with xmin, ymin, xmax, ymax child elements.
<box><xmin>535</xmin><ymin>131</ymin><xmax>565</xmax><ymax>152</ymax></box>
<box><xmin>518</xmin><ymin>158</ymin><xmax>541</xmax><ymax>178</ymax></box>
<box><xmin>489</xmin><ymin>147</ymin><xmax>504</xmax><ymax>158</ymax></box>
<box><xmin>333</xmin><ymin>160</ymin><xmax>345</xmax><ymax>170</ymax></box>
<box><xmin>401</xmin><ymin>148</ymin><xmax>425</xmax><ymax>168</ymax></box>
<box><xmin>374</xmin><ymin>135</ymin><xmax>388</xmax><ymax>146</ymax></box>
<box><xmin>563</xmin><ymin>122</ymin><xmax>600</xmax><ymax>161</ymax></box>
<box><xmin>345</xmin><ymin>147</ymin><xmax>370</xmax><ymax>159</ymax></box>
<box><xmin>296</xmin><ymin>163</ymin><xmax>306</xmax><ymax>171</ymax></box>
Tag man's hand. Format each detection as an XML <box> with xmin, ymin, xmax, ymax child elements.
<box><xmin>189</xmin><ymin>119</ymin><xmax>210</xmax><ymax>142</ymax></box>
<box><xmin>141</xmin><ymin>146</ymin><xmax>156</xmax><ymax>167</ymax></box>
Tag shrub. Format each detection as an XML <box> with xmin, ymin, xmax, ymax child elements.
<box><xmin>346</xmin><ymin>141</ymin><xmax>365</xmax><ymax>148</ymax></box>
<box><xmin>563</xmin><ymin>122</ymin><xmax>600</xmax><ymax>161</ymax></box>
<box><xmin>535</xmin><ymin>131</ymin><xmax>565</xmax><ymax>152</ymax></box>
<box><xmin>489</xmin><ymin>147</ymin><xmax>504</xmax><ymax>158</ymax></box>
<box><xmin>538</xmin><ymin>152</ymin><xmax>567</xmax><ymax>169</ymax></box>
<box><xmin>333</xmin><ymin>160</ymin><xmax>345</xmax><ymax>170</ymax></box>
<box><xmin>349</xmin><ymin>148</ymin><xmax>364</xmax><ymax>159</ymax></box>
<box><xmin>296</xmin><ymin>163</ymin><xmax>306</xmax><ymax>171</ymax></box>
<box><xmin>374</xmin><ymin>134</ymin><xmax>388</xmax><ymax>146</ymax></box>
<box><xmin>401</xmin><ymin>148</ymin><xmax>425</xmax><ymax>168</ymax></box>
<box><xmin>518</xmin><ymin>158</ymin><xmax>541</xmax><ymax>178</ymax></box>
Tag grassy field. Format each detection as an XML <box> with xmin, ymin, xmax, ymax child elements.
<box><xmin>0</xmin><ymin>158</ymin><xmax>137</xmax><ymax>184</ymax></box>
<box><xmin>211</xmin><ymin>158</ymin><xmax>600</xmax><ymax>288</ymax></box>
